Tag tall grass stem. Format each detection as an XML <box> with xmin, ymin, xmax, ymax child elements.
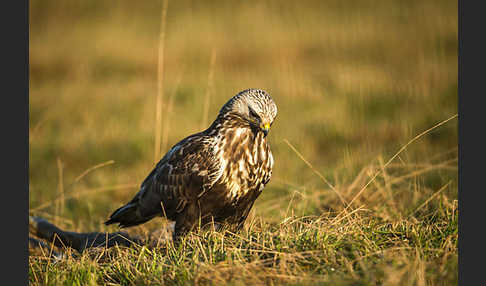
<box><xmin>154</xmin><ymin>0</ymin><xmax>169</xmax><ymax>164</ymax></box>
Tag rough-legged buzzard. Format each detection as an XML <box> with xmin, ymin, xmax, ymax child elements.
<box><xmin>105</xmin><ymin>88</ymin><xmax>277</xmax><ymax>239</ymax></box>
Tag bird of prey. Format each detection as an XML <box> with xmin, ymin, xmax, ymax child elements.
<box><xmin>105</xmin><ymin>88</ymin><xmax>277</xmax><ymax>239</ymax></box>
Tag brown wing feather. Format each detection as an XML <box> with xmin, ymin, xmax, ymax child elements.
<box><xmin>105</xmin><ymin>133</ymin><xmax>220</xmax><ymax>228</ymax></box>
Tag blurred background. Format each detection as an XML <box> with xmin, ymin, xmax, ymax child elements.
<box><xmin>29</xmin><ymin>0</ymin><xmax>457</xmax><ymax>232</ymax></box>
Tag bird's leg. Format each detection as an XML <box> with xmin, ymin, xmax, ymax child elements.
<box><xmin>173</xmin><ymin>217</ymin><xmax>194</xmax><ymax>241</ymax></box>
<box><xmin>200</xmin><ymin>216</ymin><xmax>224</xmax><ymax>232</ymax></box>
<box><xmin>173</xmin><ymin>202</ymin><xmax>202</xmax><ymax>241</ymax></box>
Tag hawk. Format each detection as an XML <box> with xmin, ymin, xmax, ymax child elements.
<box><xmin>105</xmin><ymin>88</ymin><xmax>278</xmax><ymax>239</ymax></box>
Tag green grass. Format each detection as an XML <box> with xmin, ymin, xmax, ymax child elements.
<box><xmin>29</xmin><ymin>0</ymin><xmax>457</xmax><ymax>284</ymax></box>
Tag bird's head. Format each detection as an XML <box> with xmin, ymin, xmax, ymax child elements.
<box><xmin>219</xmin><ymin>89</ymin><xmax>278</xmax><ymax>137</ymax></box>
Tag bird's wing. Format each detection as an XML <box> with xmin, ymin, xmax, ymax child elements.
<box><xmin>133</xmin><ymin>134</ymin><xmax>220</xmax><ymax>220</ymax></box>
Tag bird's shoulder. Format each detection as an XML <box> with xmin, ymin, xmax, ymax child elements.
<box><xmin>163</xmin><ymin>132</ymin><xmax>217</xmax><ymax>172</ymax></box>
<box><xmin>141</xmin><ymin>132</ymin><xmax>221</xmax><ymax>196</ymax></box>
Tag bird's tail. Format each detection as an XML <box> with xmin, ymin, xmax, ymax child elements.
<box><xmin>104</xmin><ymin>202</ymin><xmax>154</xmax><ymax>228</ymax></box>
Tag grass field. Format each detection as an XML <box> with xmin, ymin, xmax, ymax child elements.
<box><xmin>29</xmin><ymin>0</ymin><xmax>457</xmax><ymax>285</ymax></box>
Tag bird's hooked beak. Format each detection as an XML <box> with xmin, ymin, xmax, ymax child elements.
<box><xmin>260</xmin><ymin>122</ymin><xmax>271</xmax><ymax>137</ymax></box>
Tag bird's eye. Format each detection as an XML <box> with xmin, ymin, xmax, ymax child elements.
<box><xmin>249</xmin><ymin>107</ymin><xmax>260</xmax><ymax>119</ymax></box>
